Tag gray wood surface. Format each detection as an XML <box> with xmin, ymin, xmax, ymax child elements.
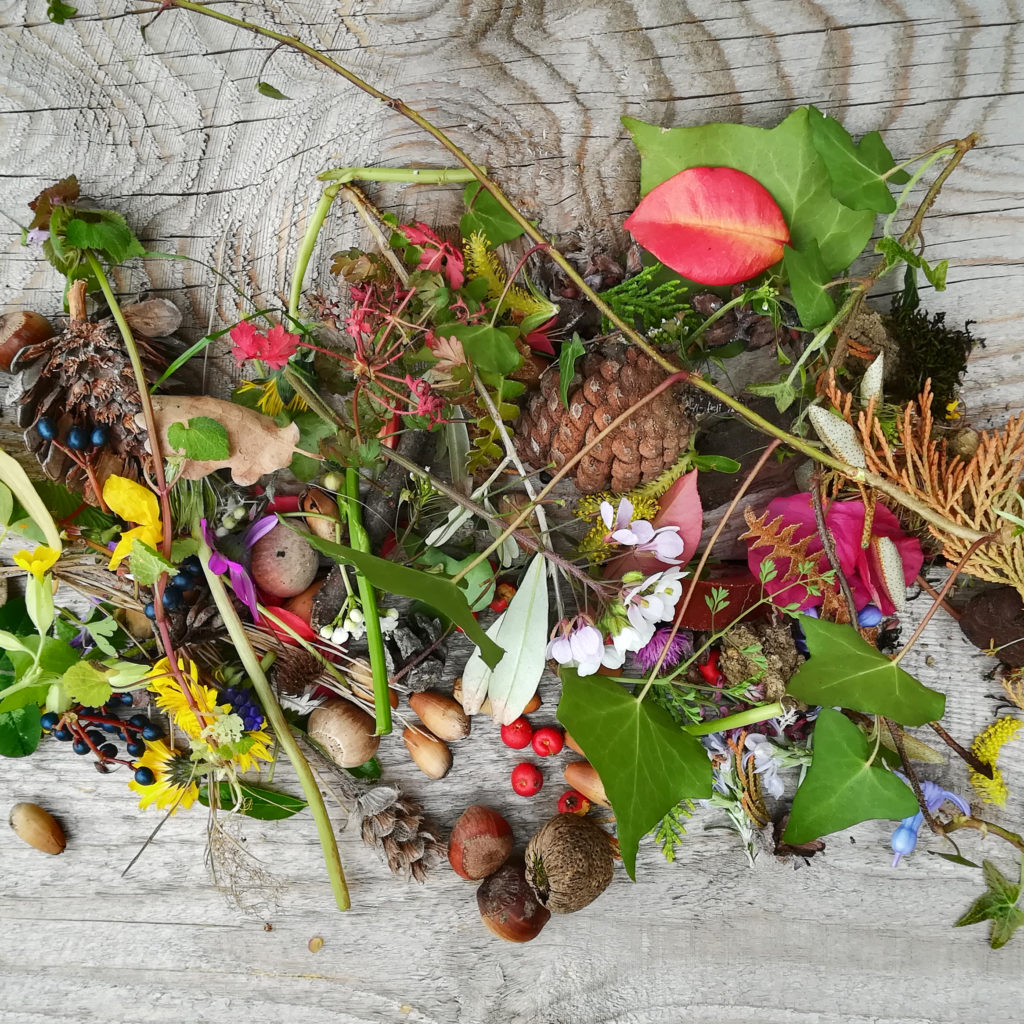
<box><xmin>2</xmin><ymin>2</ymin><xmax>1024</xmax><ymax>1022</ymax></box>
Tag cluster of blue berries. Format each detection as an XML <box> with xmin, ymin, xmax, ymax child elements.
<box><xmin>143</xmin><ymin>555</ymin><xmax>205</xmax><ymax>620</ymax></box>
<box><xmin>36</xmin><ymin>416</ymin><xmax>109</xmax><ymax>452</ymax></box>
<box><xmin>41</xmin><ymin>693</ymin><xmax>162</xmax><ymax>785</ymax></box>
<box><xmin>221</xmin><ymin>685</ymin><xmax>266</xmax><ymax>732</ymax></box>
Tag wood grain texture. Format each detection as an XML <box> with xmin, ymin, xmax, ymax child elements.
<box><xmin>2</xmin><ymin>2</ymin><xmax>1024</xmax><ymax>1022</ymax></box>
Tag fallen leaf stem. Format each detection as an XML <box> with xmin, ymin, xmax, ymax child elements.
<box><xmin>927</xmin><ymin>720</ymin><xmax>994</xmax><ymax>780</ymax></box>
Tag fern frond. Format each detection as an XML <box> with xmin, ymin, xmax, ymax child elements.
<box><xmin>462</xmin><ymin>231</ymin><xmax>552</xmax><ymax>320</ymax></box>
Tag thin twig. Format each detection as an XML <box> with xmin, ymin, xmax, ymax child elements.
<box><xmin>885</xmin><ymin>716</ymin><xmax>943</xmax><ymax>836</ymax></box>
<box><xmin>809</xmin><ymin>477</ymin><xmax>858</xmax><ymax>621</ymax></box>
<box><xmin>927</xmin><ymin>721</ymin><xmax>994</xmax><ymax>779</ymax></box>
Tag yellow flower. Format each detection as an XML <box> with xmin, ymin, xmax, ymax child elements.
<box><xmin>12</xmin><ymin>545</ymin><xmax>60</xmax><ymax>580</ymax></box>
<box><xmin>232</xmin><ymin>727</ymin><xmax>274</xmax><ymax>773</ymax></box>
<box><xmin>128</xmin><ymin>738</ymin><xmax>201</xmax><ymax>812</ymax></box>
<box><xmin>969</xmin><ymin>715</ymin><xmax>1022</xmax><ymax>806</ymax></box>
<box><xmin>236</xmin><ymin>377</ymin><xmax>308</xmax><ymax>418</ymax></box>
<box><xmin>102</xmin><ymin>475</ymin><xmax>163</xmax><ymax>569</ymax></box>
<box><xmin>146</xmin><ymin>656</ymin><xmax>220</xmax><ymax>739</ymax></box>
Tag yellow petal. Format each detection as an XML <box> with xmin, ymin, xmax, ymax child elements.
<box><xmin>107</xmin><ymin>526</ymin><xmax>147</xmax><ymax>570</ymax></box>
<box><xmin>12</xmin><ymin>545</ymin><xmax>60</xmax><ymax>580</ymax></box>
<box><xmin>102</xmin><ymin>475</ymin><xmax>162</xmax><ymax>531</ymax></box>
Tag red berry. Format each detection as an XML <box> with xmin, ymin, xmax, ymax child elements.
<box><xmin>557</xmin><ymin>789</ymin><xmax>591</xmax><ymax>815</ymax></box>
<box><xmin>511</xmin><ymin>762</ymin><xmax>543</xmax><ymax>797</ymax></box>
<box><xmin>489</xmin><ymin>582</ymin><xmax>517</xmax><ymax>613</ymax></box>
<box><xmin>500</xmin><ymin>717</ymin><xmax>534</xmax><ymax>750</ymax></box>
<box><xmin>531</xmin><ymin>725</ymin><xmax>564</xmax><ymax>757</ymax></box>
<box><xmin>698</xmin><ymin>649</ymin><xmax>723</xmax><ymax>686</ymax></box>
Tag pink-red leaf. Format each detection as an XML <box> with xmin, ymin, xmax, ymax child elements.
<box><xmin>624</xmin><ymin>167</ymin><xmax>790</xmax><ymax>286</ymax></box>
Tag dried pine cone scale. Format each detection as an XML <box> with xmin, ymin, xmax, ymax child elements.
<box><xmin>515</xmin><ymin>344</ymin><xmax>692</xmax><ymax>493</ymax></box>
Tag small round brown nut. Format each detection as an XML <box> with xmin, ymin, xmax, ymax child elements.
<box><xmin>409</xmin><ymin>690</ymin><xmax>470</xmax><ymax>742</ymax></box>
<box><xmin>300</xmin><ymin>487</ymin><xmax>342</xmax><ymax>541</ymax></box>
<box><xmin>9</xmin><ymin>802</ymin><xmax>66</xmax><ymax>855</ymax></box>
<box><xmin>449</xmin><ymin>805</ymin><xmax>514</xmax><ymax>880</ymax></box>
<box><xmin>307</xmin><ymin>699</ymin><xmax>380</xmax><ymax>768</ymax></box>
<box><xmin>249</xmin><ymin>525</ymin><xmax>318</xmax><ymax>598</ymax></box>
<box><xmin>122</xmin><ymin>297</ymin><xmax>183</xmax><ymax>338</ymax></box>
<box><xmin>525</xmin><ymin>813</ymin><xmax>614</xmax><ymax>914</ymax></box>
<box><xmin>477</xmin><ymin>859</ymin><xmax>550</xmax><ymax>942</ymax></box>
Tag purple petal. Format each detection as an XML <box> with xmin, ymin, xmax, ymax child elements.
<box><xmin>630</xmin><ymin>521</ymin><xmax>656</xmax><ymax>544</ymax></box>
<box><xmin>570</xmin><ymin>625</ymin><xmax>604</xmax><ymax>661</ymax></box>
<box><xmin>207</xmin><ymin>551</ymin><xmax>231</xmax><ymax>576</ymax></box>
<box><xmin>229</xmin><ymin>566</ymin><xmax>260</xmax><ymax>619</ymax></box>
<box><xmin>547</xmin><ymin>636</ymin><xmax>573</xmax><ymax>664</ymax></box>
<box><xmin>244</xmin><ymin>515</ymin><xmax>278</xmax><ymax>549</ymax></box>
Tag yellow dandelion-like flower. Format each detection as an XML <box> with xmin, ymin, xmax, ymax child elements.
<box><xmin>969</xmin><ymin>715</ymin><xmax>1023</xmax><ymax>806</ymax></box>
<box><xmin>233</xmin><ymin>727</ymin><xmax>274</xmax><ymax>773</ymax></box>
<box><xmin>236</xmin><ymin>376</ymin><xmax>308</xmax><ymax>418</ymax></box>
<box><xmin>146</xmin><ymin>657</ymin><xmax>221</xmax><ymax>739</ymax></box>
<box><xmin>128</xmin><ymin>738</ymin><xmax>202</xmax><ymax>813</ymax></box>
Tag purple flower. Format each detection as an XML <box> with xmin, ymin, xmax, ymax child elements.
<box><xmin>633</xmin><ymin>627</ymin><xmax>692</xmax><ymax>672</ymax></box>
<box><xmin>200</xmin><ymin>515</ymin><xmax>277</xmax><ymax>620</ymax></box>
<box><xmin>25</xmin><ymin>227</ymin><xmax>49</xmax><ymax>246</ymax></box>
<box><xmin>600</xmin><ymin>497</ymin><xmax>684</xmax><ymax>563</ymax></box>
<box><xmin>890</xmin><ymin>776</ymin><xmax>972</xmax><ymax>866</ymax></box>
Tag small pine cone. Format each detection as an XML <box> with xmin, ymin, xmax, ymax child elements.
<box><xmin>271</xmin><ymin>647</ymin><xmax>323</xmax><ymax>696</ymax></box>
<box><xmin>514</xmin><ymin>344</ymin><xmax>692</xmax><ymax>493</ymax></box>
<box><xmin>358</xmin><ymin>789</ymin><xmax>447</xmax><ymax>883</ymax></box>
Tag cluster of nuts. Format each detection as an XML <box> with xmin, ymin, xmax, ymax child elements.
<box><xmin>448</xmin><ymin>803</ymin><xmax>615</xmax><ymax>941</ymax></box>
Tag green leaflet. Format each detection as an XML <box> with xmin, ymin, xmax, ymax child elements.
<box><xmin>623</xmin><ymin>107</ymin><xmax>875</xmax><ymax>275</ymax></box>
<box><xmin>557</xmin><ymin>670</ymin><xmax>711</xmax><ymax>879</ymax></box>
<box><xmin>446</xmin><ymin>323</ymin><xmax>522</xmax><ymax>375</ymax></box>
<box><xmin>415</xmin><ymin>548</ymin><xmax>496</xmax><ymax>612</ymax></box>
<box><xmin>61</xmin><ymin>662</ymin><xmax>112</xmax><ymax>708</ymax></box>
<box><xmin>460</xmin><ymin>183</ymin><xmax>526</xmax><ymax>247</ymax></box>
<box><xmin>199</xmin><ymin>782</ymin><xmax>307</xmax><ymax>820</ymax></box>
<box><xmin>166</xmin><ymin>416</ymin><xmax>230</xmax><ymax>461</ymax></box>
<box><xmin>956</xmin><ymin>857</ymin><xmax>1024</xmax><ymax>949</ymax></box>
<box><xmin>782</xmin><ymin>241</ymin><xmax>836</xmax><ymax>328</ymax></box>
<box><xmin>558</xmin><ymin>334</ymin><xmax>585</xmax><ymax>408</ymax></box>
<box><xmin>0</xmin><ymin>705</ymin><xmax>42</xmax><ymax>758</ymax></box>
<box><xmin>256</xmin><ymin>82</ymin><xmax>290</xmax><ymax>101</ymax></box>
<box><xmin>783</xmin><ymin>708</ymin><xmax>918</xmax><ymax>844</ymax></box>
<box><xmin>294</xmin><ymin>529</ymin><xmax>504</xmax><ymax>669</ymax></box>
<box><xmin>128</xmin><ymin>540</ymin><xmax>177</xmax><ymax>587</ymax></box>
<box><xmin>65</xmin><ymin>211</ymin><xmax>145</xmax><ymax>265</ymax></box>
<box><xmin>787</xmin><ymin>614</ymin><xmax>945</xmax><ymax>726</ymax></box>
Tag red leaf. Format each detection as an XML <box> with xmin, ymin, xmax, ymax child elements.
<box><xmin>675</xmin><ymin>569</ymin><xmax>764</xmax><ymax>631</ymax></box>
<box><xmin>624</xmin><ymin>167</ymin><xmax>790</xmax><ymax>286</ymax></box>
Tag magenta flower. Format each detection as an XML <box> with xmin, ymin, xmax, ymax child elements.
<box><xmin>745</xmin><ymin>494</ymin><xmax>923</xmax><ymax>615</ymax></box>
<box><xmin>400</xmin><ymin>222</ymin><xmax>465</xmax><ymax>288</ymax></box>
<box><xmin>633</xmin><ymin>627</ymin><xmax>692</xmax><ymax>672</ymax></box>
<box><xmin>200</xmin><ymin>515</ymin><xmax>277</xmax><ymax>619</ymax></box>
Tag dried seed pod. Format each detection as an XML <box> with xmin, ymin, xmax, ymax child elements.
<box><xmin>525</xmin><ymin>813</ymin><xmax>614</xmax><ymax>913</ymax></box>
<box><xmin>563</xmin><ymin>760</ymin><xmax>610</xmax><ymax>808</ymax></box>
<box><xmin>409</xmin><ymin>690</ymin><xmax>471</xmax><ymax>742</ymax></box>
<box><xmin>250</xmin><ymin>525</ymin><xmax>319</xmax><ymax>598</ymax></box>
<box><xmin>345</xmin><ymin>656</ymin><xmax>374</xmax><ymax>690</ymax></box>
<box><xmin>300</xmin><ymin>486</ymin><xmax>343</xmax><ymax>541</ymax></box>
<box><xmin>307</xmin><ymin>699</ymin><xmax>380</xmax><ymax>768</ymax></box>
<box><xmin>402</xmin><ymin>725</ymin><xmax>452</xmax><ymax>779</ymax></box>
<box><xmin>477</xmin><ymin>859</ymin><xmax>550</xmax><ymax>942</ymax></box>
<box><xmin>9</xmin><ymin>802</ymin><xmax>66</xmax><ymax>855</ymax></box>
<box><xmin>122</xmin><ymin>297</ymin><xmax>183</xmax><ymax>338</ymax></box>
<box><xmin>448</xmin><ymin>804</ymin><xmax>514</xmax><ymax>880</ymax></box>
<box><xmin>0</xmin><ymin>311</ymin><xmax>54</xmax><ymax>372</ymax></box>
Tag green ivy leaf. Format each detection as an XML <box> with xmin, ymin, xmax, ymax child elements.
<box><xmin>806</xmin><ymin>106</ymin><xmax>906</xmax><ymax>213</ymax></box>
<box><xmin>746</xmin><ymin>378</ymin><xmax>798</xmax><ymax>413</ymax></box>
<box><xmin>558</xmin><ymin>333</ymin><xmax>585</xmax><ymax>408</ymax></box>
<box><xmin>0</xmin><ymin>705</ymin><xmax>42</xmax><ymax>757</ymax></box>
<box><xmin>955</xmin><ymin>856</ymin><xmax>1024</xmax><ymax>949</ymax></box>
<box><xmin>623</xmin><ymin>107</ymin><xmax>875</xmax><ymax>275</ymax></box>
<box><xmin>61</xmin><ymin>662</ymin><xmax>112</xmax><ymax>708</ymax></box>
<box><xmin>46</xmin><ymin>1</ymin><xmax>77</xmax><ymax>24</ymax></box>
<box><xmin>294</xmin><ymin>529</ymin><xmax>504</xmax><ymax>669</ymax></box>
<box><xmin>783</xmin><ymin>241</ymin><xmax>836</xmax><ymax>328</ymax></box>
<box><xmin>199</xmin><ymin>782</ymin><xmax>307</xmax><ymax>820</ymax></box>
<box><xmin>289</xmin><ymin>411</ymin><xmax>337</xmax><ymax>482</ymax></box>
<box><xmin>460</xmin><ymin>183</ymin><xmax>525</xmax><ymax>246</ymax></box>
<box><xmin>557</xmin><ymin>670</ymin><xmax>711</xmax><ymax>878</ymax></box>
<box><xmin>256</xmin><ymin>82</ymin><xmax>291</xmax><ymax>101</ymax></box>
<box><xmin>875</xmin><ymin>236</ymin><xmax>948</xmax><ymax>290</ymax></box>
<box><xmin>166</xmin><ymin>416</ymin><xmax>230</xmax><ymax>461</ymax></box>
<box><xmin>783</xmin><ymin>708</ymin><xmax>918</xmax><ymax>844</ymax></box>
<box><xmin>416</xmin><ymin>547</ymin><xmax>496</xmax><ymax>611</ymax></box>
<box><xmin>447</xmin><ymin>323</ymin><xmax>522</xmax><ymax>375</ymax></box>
<box><xmin>788</xmin><ymin>614</ymin><xmax>945</xmax><ymax>725</ymax></box>
<box><xmin>65</xmin><ymin>211</ymin><xmax>145</xmax><ymax>266</ymax></box>
<box><xmin>128</xmin><ymin>540</ymin><xmax>178</xmax><ymax>587</ymax></box>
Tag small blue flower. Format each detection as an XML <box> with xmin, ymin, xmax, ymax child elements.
<box><xmin>890</xmin><ymin>776</ymin><xmax>972</xmax><ymax>866</ymax></box>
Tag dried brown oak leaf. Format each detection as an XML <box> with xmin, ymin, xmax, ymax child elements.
<box><xmin>140</xmin><ymin>395</ymin><xmax>302</xmax><ymax>485</ymax></box>
<box><xmin>514</xmin><ymin>344</ymin><xmax>692</xmax><ymax>493</ymax></box>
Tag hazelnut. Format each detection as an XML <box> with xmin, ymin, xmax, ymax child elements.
<box><xmin>0</xmin><ymin>311</ymin><xmax>54</xmax><ymax>372</ymax></box>
<box><xmin>449</xmin><ymin>805</ymin><xmax>514</xmax><ymax>880</ymax></box>
<box><xmin>477</xmin><ymin>859</ymin><xmax>550</xmax><ymax>942</ymax></box>
<box><xmin>307</xmin><ymin>699</ymin><xmax>380</xmax><ymax>768</ymax></box>
<box><xmin>300</xmin><ymin>487</ymin><xmax>343</xmax><ymax>541</ymax></box>
<box><xmin>9</xmin><ymin>802</ymin><xmax>66</xmax><ymax>855</ymax></box>
<box><xmin>563</xmin><ymin>760</ymin><xmax>610</xmax><ymax>808</ymax></box>
<box><xmin>409</xmin><ymin>690</ymin><xmax>470</xmax><ymax>742</ymax></box>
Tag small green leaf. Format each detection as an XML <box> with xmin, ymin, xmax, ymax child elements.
<box><xmin>747</xmin><ymin>379</ymin><xmax>798</xmax><ymax>412</ymax></box>
<box><xmin>199</xmin><ymin>782</ymin><xmax>307</xmax><ymax>820</ymax></box>
<box><xmin>783</xmin><ymin>241</ymin><xmax>836</xmax><ymax>329</ymax></box>
<box><xmin>46</xmin><ymin>0</ymin><xmax>77</xmax><ymax>24</ymax></box>
<box><xmin>166</xmin><ymin>416</ymin><xmax>230</xmax><ymax>461</ymax></box>
<box><xmin>0</xmin><ymin>705</ymin><xmax>42</xmax><ymax>757</ymax></box>
<box><xmin>107</xmin><ymin>661</ymin><xmax>154</xmax><ymax>690</ymax></box>
<box><xmin>345</xmin><ymin>757</ymin><xmax>382</xmax><ymax>781</ymax></box>
<box><xmin>460</xmin><ymin>183</ymin><xmax>525</xmax><ymax>246</ymax></box>
<box><xmin>128</xmin><ymin>540</ymin><xmax>178</xmax><ymax>587</ymax></box>
<box><xmin>557</xmin><ymin>670</ymin><xmax>712</xmax><ymax>878</ymax></box>
<box><xmin>875</xmin><ymin>237</ymin><xmax>948</xmax><ymax>291</ymax></box>
<box><xmin>787</xmin><ymin>614</ymin><xmax>946</xmax><ymax>726</ymax></box>
<box><xmin>783</xmin><ymin>708</ymin><xmax>918</xmax><ymax>844</ymax></box>
<box><xmin>288</xmin><ymin>411</ymin><xmax>337</xmax><ymax>482</ymax></box>
<box><xmin>170</xmin><ymin>538</ymin><xmax>200</xmax><ymax>562</ymax></box>
<box><xmin>807</xmin><ymin>106</ymin><xmax>902</xmax><ymax>213</ymax></box>
<box><xmin>955</xmin><ymin>856</ymin><xmax>1024</xmax><ymax>949</ymax></box>
<box><xmin>447</xmin><ymin>323</ymin><xmax>522</xmax><ymax>375</ymax></box>
<box><xmin>65</xmin><ymin>211</ymin><xmax>145</xmax><ymax>265</ymax></box>
<box><xmin>558</xmin><ymin>333</ymin><xmax>585</xmax><ymax>408</ymax></box>
<box><xmin>61</xmin><ymin>662</ymin><xmax>112</xmax><ymax>708</ymax></box>
<box><xmin>691</xmin><ymin>454</ymin><xmax>741</xmax><ymax>474</ymax></box>
<box><xmin>416</xmin><ymin>547</ymin><xmax>496</xmax><ymax>611</ymax></box>
<box><xmin>256</xmin><ymin>82</ymin><xmax>291</xmax><ymax>101</ymax></box>
<box><xmin>85</xmin><ymin>616</ymin><xmax>121</xmax><ymax>657</ymax></box>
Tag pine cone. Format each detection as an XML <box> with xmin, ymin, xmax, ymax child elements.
<box><xmin>358</xmin><ymin>787</ymin><xmax>447</xmax><ymax>883</ymax></box>
<box><xmin>514</xmin><ymin>344</ymin><xmax>692</xmax><ymax>493</ymax></box>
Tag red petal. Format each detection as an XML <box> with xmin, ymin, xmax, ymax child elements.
<box><xmin>624</xmin><ymin>167</ymin><xmax>790</xmax><ymax>286</ymax></box>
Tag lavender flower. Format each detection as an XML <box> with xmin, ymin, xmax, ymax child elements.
<box><xmin>890</xmin><ymin>776</ymin><xmax>972</xmax><ymax>866</ymax></box>
<box><xmin>633</xmin><ymin>627</ymin><xmax>692</xmax><ymax>672</ymax></box>
<box><xmin>200</xmin><ymin>515</ymin><xmax>277</xmax><ymax>619</ymax></box>
<box><xmin>546</xmin><ymin>617</ymin><xmax>621</xmax><ymax>676</ymax></box>
<box><xmin>600</xmin><ymin>497</ymin><xmax>684</xmax><ymax>563</ymax></box>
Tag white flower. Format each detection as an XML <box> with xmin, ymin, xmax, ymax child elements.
<box><xmin>743</xmin><ymin>734</ymin><xmax>785</xmax><ymax>799</ymax></box>
<box><xmin>601</xmin><ymin>497</ymin><xmax>684</xmax><ymax>563</ymax></box>
<box><xmin>622</xmin><ymin>567</ymin><xmax>687</xmax><ymax>631</ymax></box>
<box><xmin>546</xmin><ymin>621</ymin><xmax>623</xmax><ymax>676</ymax></box>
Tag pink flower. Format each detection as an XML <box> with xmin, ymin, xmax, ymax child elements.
<box><xmin>745</xmin><ymin>494</ymin><xmax>923</xmax><ymax>615</ymax></box>
<box><xmin>401</xmin><ymin>221</ymin><xmax>465</xmax><ymax>288</ymax></box>
<box><xmin>229</xmin><ymin>321</ymin><xmax>301</xmax><ymax>370</ymax></box>
<box><xmin>406</xmin><ymin>376</ymin><xmax>445</xmax><ymax>425</ymax></box>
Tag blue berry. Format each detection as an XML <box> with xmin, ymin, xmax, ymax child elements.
<box><xmin>112</xmin><ymin>692</ymin><xmax>134</xmax><ymax>707</ymax></box>
<box><xmin>86</xmin><ymin>729</ymin><xmax>105</xmax><ymax>745</ymax></box>
<box><xmin>126</xmin><ymin>740</ymin><xmax>146</xmax><ymax>757</ymax></box>
<box><xmin>128</xmin><ymin>714</ymin><xmax>148</xmax><ymax>728</ymax></box>
<box><xmin>171</xmin><ymin>572</ymin><xmax>191</xmax><ymax>590</ymax></box>
<box><xmin>141</xmin><ymin>723</ymin><xmax>163</xmax><ymax>741</ymax></box>
<box><xmin>144</xmin><ymin>602</ymin><xmax>156</xmax><ymax>620</ymax></box>
<box><xmin>40</xmin><ymin>712</ymin><xmax>59</xmax><ymax>730</ymax></box>
<box><xmin>90</xmin><ymin>425</ymin><xmax>109</xmax><ymax>448</ymax></box>
<box><xmin>133</xmin><ymin>766</ymin><xmax>156</xmax><ymax>786</ymax></box>
<box><xmin>98</xmin><ymin>742</ymin><xmax>118</xmax><ymax>758</ymax></box>
<box><xmin>182</xmin><ymin>556</ymin><xmax>203</xmax><ymax>577</ymax></box>
<box><xmin>101</xmin><ymin>720</ymin><xmax>120</xmax><ymax>734</ymax></box>
<box><xmin>161</xmin><ymin>585</ymin><xmax>183</xmax><ymax>611</ymax></box>
<box><xmin>66</xmin><ymin>425</ymin><xmax>88</xmax><ymax>451</ymax></box>
<box><xmin>857</xmin><ymin>604</ymin><xmax>883</xmax><ymax>628</ymax></box>
<box><xmin>54</xmin><ymin>727</ymin><xmax>73</xmax><ymax>742</ymax></box>
<box><xmin>36</xmin><ymin>417</ymin><xmax>57</xmax><ymax>440</ymax></box>
<box><xmin>73</xmin><ymin>739</ymin><xmax>91</xmax><ymax>755</ymax></box>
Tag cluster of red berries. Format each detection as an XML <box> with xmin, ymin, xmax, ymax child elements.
<box><xmin>499</xmin><ymin>714</ymin><xmax>587</xmax><ymax>814</ymax></box>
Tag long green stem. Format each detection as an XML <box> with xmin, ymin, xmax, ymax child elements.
<box><xmin>287</xmin><ymin>184</ymin><xmax>340</xmax><ymax>326</ymax></box>
<box><xmin>344</xmin><ymin>468</ymin><xmax>391</xmax><ymax>735</ymax></box>
<box><xmin>683</xmin><ymin>701</ymin><xmax>786</xmax><ymax>737</ymax></box>
<box><xmin>198</xmin><ymin>531</ymin><xmax>350</xmax><ymax>911</ymax></box>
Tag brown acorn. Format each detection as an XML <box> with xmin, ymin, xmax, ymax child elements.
<box><xmin>477</xmin><ymin>859</ymin><xmax>550</xmax><ymax>942</ymax></box>
<box><xmin>300</xmin><ymin>486</ymin><xmax>343</xmax><ymax>541</ymax></box>
<box><xmin>409</xmin><ymin>690</ymin><xmax>471</xmax><ymax>741</ymax></box>
<box><xmin>402</xmin><ymin>725</ymin><xmax>452</xmax><ymax>779</ymax></box>
<box><xmin>524</xmin><ymin>813</ymin><xmax>614</xmax><ymax>913</ymax></box>
<box><xmin>9</xmin><ymin>802</ymin><xmax>66</xmax><ymax>855</ymax></box>
<box><xmin>307</xmin><ymin>699</ymin><xmax>380</xmax><ymax>768</ymax></box>
<box><xmin>448</xmin><ymin>805</ymin><xmax>514</xmax><ymax>880</ymax></box>
<box><xmin>563</xmin><ymin>761</ymin><xmax>610</xmax><ymax>808</ymax></box>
